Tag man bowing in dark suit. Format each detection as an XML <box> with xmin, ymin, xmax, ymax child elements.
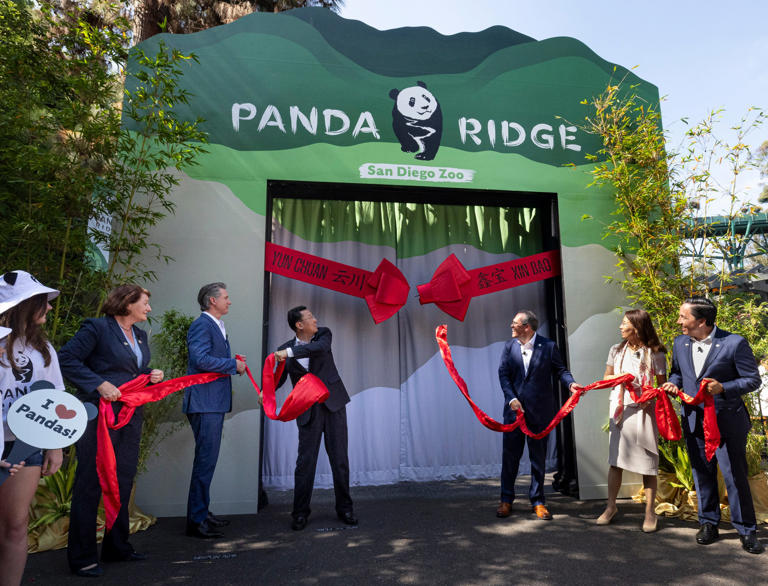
<box><xmin>497</xmin><ymin>310</ymin><xmax>580</xmax><ymax>521</ymax></box>
<box><xmin>662</xmin><ymin>296</ymin><xmax>764</xmax><ymax>554</ymax></box>
<box><xmin>184</xmin><ymin>282</ymin><xmax>246</xmax><ymax>539</ymax></box>
<box><xmin>274</xmin><ymin>306</ymin><xmax>356</xmax><ymax>531</ymax></box>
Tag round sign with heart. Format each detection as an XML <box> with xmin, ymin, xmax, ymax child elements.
<box><xmin>7</xmin><ymin>387</ymin><xmax>88</xmax><ymax>449</ymax></box>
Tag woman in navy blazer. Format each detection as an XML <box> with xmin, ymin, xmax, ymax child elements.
<box><xmin>59</xmin><ymin>285</ymin><xmax>163</xmax><ymax>577</ymax></box>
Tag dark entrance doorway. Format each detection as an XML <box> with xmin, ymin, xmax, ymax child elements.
<box><xmin>259</xmin><ymin>181</ymin><xmax>575</xmax><ymax>497</ymax></box>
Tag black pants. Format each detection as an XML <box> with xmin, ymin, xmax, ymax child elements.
<box><xmin>67</xmin><ymin>403</ymin><xmax>143</xmax><ymax>570</ymax></box>
<box><xmin>293</xmin><ymin>404</ymin><xmax>352</xmax><ymax>519</ymax></box>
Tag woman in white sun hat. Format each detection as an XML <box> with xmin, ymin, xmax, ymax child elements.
<box><xmin>0</xmin><ymin>270</ymin><xmax>64</xmax><ymax>586</ymax></box>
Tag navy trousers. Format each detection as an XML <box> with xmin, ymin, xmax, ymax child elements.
<box><xmin>68</xmin><ymin>403</ymin><xmax>142</xmax><ymax>570</ymax></box>
<box><xmin>685</xmin><ymin>406</ymin><xmax>756</xmax><ymax>535</ymax></box>
<box><xmin>293</xmin><ymin>404</ymin><xmax>352</xmax><ymax>519</ymax></box>
<box><xmin>186</xmin><ymin>412</ymin><xmax>225</xmax><ymax>524</ymax></box>
<box><xmin>500</xmin><ymin>427</ymin><xmax>548</xmax><ymax>506</ymax></box>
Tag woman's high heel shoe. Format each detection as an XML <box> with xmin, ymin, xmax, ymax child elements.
<box><xmin>596</xmin><ymin>508</ymin><xmax>617</xmax><ymax>525</ymax></box>
<box><xmin>642</xmin><ymin>515</ymin><xmax>658</xmax><ymax>533</ymax></box>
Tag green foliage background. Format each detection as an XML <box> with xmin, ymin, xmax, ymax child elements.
<box><xmin>1</xmin><ymin>0</ymin><xmax>206</xmax><ymax>540</ymax></box>
<box><xmin>583</xmin><ymin>79</ymin><xmax>768</xmax><ymax>484</ymax></box>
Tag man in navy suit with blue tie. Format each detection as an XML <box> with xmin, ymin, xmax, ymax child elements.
<box><xmin>184</xmin><ymin>282</ymin><xmax>246</xmax><ymax>539</ymax></box>
<box><xmin>497</xmin><ymin>310</ymin><xmax>580</xmax><ymax>521</ymax></box>
<box><xmin>663</xmin><ymin>296</ymin><xmax>764</xmax><ymax>554</ymax></box>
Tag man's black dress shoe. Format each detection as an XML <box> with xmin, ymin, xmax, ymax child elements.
<box><xmin>740</xmin><ymin>532</ymin><xmax>765</xmax><ymax>554</ymax></box>
<box><xmin>101</xmin><ymin>551</ymin><xmax>147</xmax><ymax>562</ymax></box>
<box><xmin>337</xmin><ymin>511</ymin><xmax>358</xmax><ymax>526</ymax></box>
<box><xmin>124</xmin><ymin>552</ymin><xmax>147</xmax><ymax>561</ymax></box>
<box><xmin>291</xmin><ymin>515</ymin><xmax>308</xmax><ymax>531</ymax></box>
<box><xmin>696</xmin><ymin>523</ymin><xmax>719</xmax><ymax>545</ymax></box>
<box><xmin>186</xmin><ymin>521</ymin><xmax>223</xmax><ymax>539</ymax></box>
<box><xmin>72</xmin><ymin>564</ymin><xmax>104</xmax><ymax>577</ymax></box>
<box><xmin>102</xmin><ymin>551</ymin><xmax>146</xmax><ymax>562</ymax></box>
<box><xmin>206</xmin><ymin>513</ymin><xmax>230</xmax><ymax>528</ymax></box>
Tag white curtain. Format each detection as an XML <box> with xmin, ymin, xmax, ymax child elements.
<box><xmin>263</xmin><ymin>198</ymin><xmax>555</xmax><ymax>490</ymax></box>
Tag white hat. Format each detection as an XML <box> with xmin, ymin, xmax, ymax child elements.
<box><xmin>0</xmin><ymin>271</ymin><xmax>60</xmax><ymax>315</ymax></box>
<box><xmin>0</xmin><ymin>326</ymin><xmax>10</xmax><ymax>339</ymax></box>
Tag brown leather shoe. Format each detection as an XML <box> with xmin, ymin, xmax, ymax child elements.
<box><xmin>533</xmin><ymin>504</ymin><xmax>552</xmax><ymax>520</ymax></box>
<box><xmin>496</xmin><ymin>502</ymin><xmax>512</xmax><ymax>518</ymax></box>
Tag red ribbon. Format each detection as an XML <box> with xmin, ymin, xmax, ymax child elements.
<box><xmin>435</xmin><ymin>325</ymin><xmax>633</xmax><ymax>436</ymax></box>
<box><xmin>98</xmin><ymin>372</ymin><xmax>226</xmax><ymax>531</ymax></box>
<box><xmin>611</xmin><ymin>379</ymin><xmax>719</xmax><ymax>460</ymax></box>
<box><xmin>265</xmin><ymin>242</ymin><xmax>409</xmax><ymax>324</ymax></box>
<box><xmin>98</xmin><ymin>355</ymin><xmax>330</xmax><ymax>530</ymax></box>
<box><xmin>418</xmin><ymin>250</ymin><xmax>561</xmax><ymax>321</ymax></box>
<box><xmin>436</xmin><ymin>325</ymin><xmax>721</xmax><ymax>461</ymax></box>
<box><xmin>242</xmin><ymin>353</ymin><xmax>329</xmax><ymax>421</ymax></box>
<box><xmin>675</xmin><ymin>380</ymin><xmax>721</xmax><ymax>461</ymax></box>
<box><xmin>618</xmin><ymin>382</ymin><xmax>683</xmax><ymax>444</ymax></box>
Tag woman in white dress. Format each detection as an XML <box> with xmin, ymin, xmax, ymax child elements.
<box><xmin>596</xmin><ymin>309</ymin><xmax>666</xmax><ymax>533</ymax></box>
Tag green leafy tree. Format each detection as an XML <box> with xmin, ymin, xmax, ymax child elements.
<box><xmin>0</xmin><ymin>0</ymin><xmax>126</xmax><ymax>343</ymax></box>
<box><xmin>757</xmin><ymin>140</ymin><xmax>768</xmax><ymax>204</ymax></box>
<box><xmin>1</xmin><ymin>0</ymin><xmax>207</xmax><ymax>543</ymax></box>
<box><xmin>582</xmin><ymin>80</ymin><xmax>768</xmax><ymax>489</ymax></box>
<box><xmin>580</xmin><ymin>78</ymin><xmax>693</xmax><ymax>347</ymax></box>
<box><xmin>132</xmin><ymin>0</ymin><xmax>344</xmax><ymax>43</ymax></box>
<box><xmin>1</xmin><ymin>0</ymin><xmax>207</xmax><ymax>334</ymax></box>
<box><xmin>92</xmin><ymin>39</ymin><xmax>207</xmax><ymax>310</ymax></box>
<box><xmin>138</xmin><ymin>309</ymin><xmax>194</xmax><ymax>473</ymax></box>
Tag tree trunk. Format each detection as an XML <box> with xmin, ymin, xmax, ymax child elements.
<box><xmin>132</xmin><ymin>0</ymin><xmax>167</xmax><ymax>44</ymax></box>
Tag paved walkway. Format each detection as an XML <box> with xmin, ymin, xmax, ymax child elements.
<box><xmin>23</xmin><ymin>478</ymin><xmax>767</xmax><ymax>585</ymax></box>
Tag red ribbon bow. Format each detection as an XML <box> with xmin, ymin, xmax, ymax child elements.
<box><xmin>418</xmin><ymin>250</ymin><xmax>561</xmax><ymax>321</ymax></box>
<box><xmin>265</xmin><ymin>243</ymin><xmax>409</xmax><ymax>324</ymax></box>
<box><xmin>417</xmin><ymin>255</ymin><xmax>473</xmax><ymax>321</ymax></box>
<box><xmin>361</xmin><ymin>258</ymin><xmax>411</xmax><ymax>324</ymax></box>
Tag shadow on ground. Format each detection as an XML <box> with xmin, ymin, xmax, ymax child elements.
<box><xmin>23</xmin><ymin>478</ymin><xmax>767</xmax><ymax>585</ymax></box>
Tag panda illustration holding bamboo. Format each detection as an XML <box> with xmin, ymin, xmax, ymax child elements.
<box><xmin>389</xmin><ymin>81</ymin><xmax>442</xmax><ymax>161</ymax></box>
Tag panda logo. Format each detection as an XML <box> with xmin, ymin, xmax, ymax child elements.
<box><xmin>389</xmin><ymin>81</ymin><xmax>443</xmax><ymax>161</ymax></box>
<box><xmin>12</xmin><ymin>352</ymin><xmax>33</xmax><ymax>384</ymax></box>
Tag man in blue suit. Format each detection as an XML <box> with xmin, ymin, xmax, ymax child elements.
<box><xmin>274</xmin><ymin>306</ymin><xmax>356</xmax><ymax>531</ymax></box>
<box><xmin>663</xmin><ymin>296</ymin><xmax>764</xmax><ymax>554</ymax></box>
<box><xmin>184</xmin><ymin>282</ymin><xmax>246</xmax><ymax>539</ymax></box>
<box><xmin>497</xmin><ymin>310</ymin><xmax>580</xmax><ymax>521</ymax></box>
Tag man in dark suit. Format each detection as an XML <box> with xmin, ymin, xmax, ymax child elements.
<box><xmin>497</xmin><ymin>310</ymin><xmax>580</xmax><ymax>521</ymax></box>
<box><xmin>274</xmin><ymin>306</ymin><xmax>356</xmax><ymax>531</ymax></box>
<box><xmin>663</xmin><ymin>296</ymin><xmax>764</xmax><ymax>554</ymax></box>
<box><xmin>183</xmin><ymin>282</ymin><xmax>246</xmax><ymax>539</ymax></box>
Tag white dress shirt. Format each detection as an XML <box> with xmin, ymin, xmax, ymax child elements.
<box><xmin>691</xmin><ymin>326</ymin><xmax>716</xmax><ymax>377</ymax></box>
<box><xmin>203</xmin><ymin>311</ymin><xmax>227</xmax><ymax>340</ymax></box>
<box><xmin>518</xmin><ymin>333</ymin><xmax>537</xmax><ymax>376</ymax></box>
<box><xmin>509</xmin><ymin>333</ymin><xmax>537</xmax><ymax>408</ymax></box>
<box><xmin>286</xmin><ymin>338</ymin><xmax>310</xmax><ymax>370</ymax></box>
